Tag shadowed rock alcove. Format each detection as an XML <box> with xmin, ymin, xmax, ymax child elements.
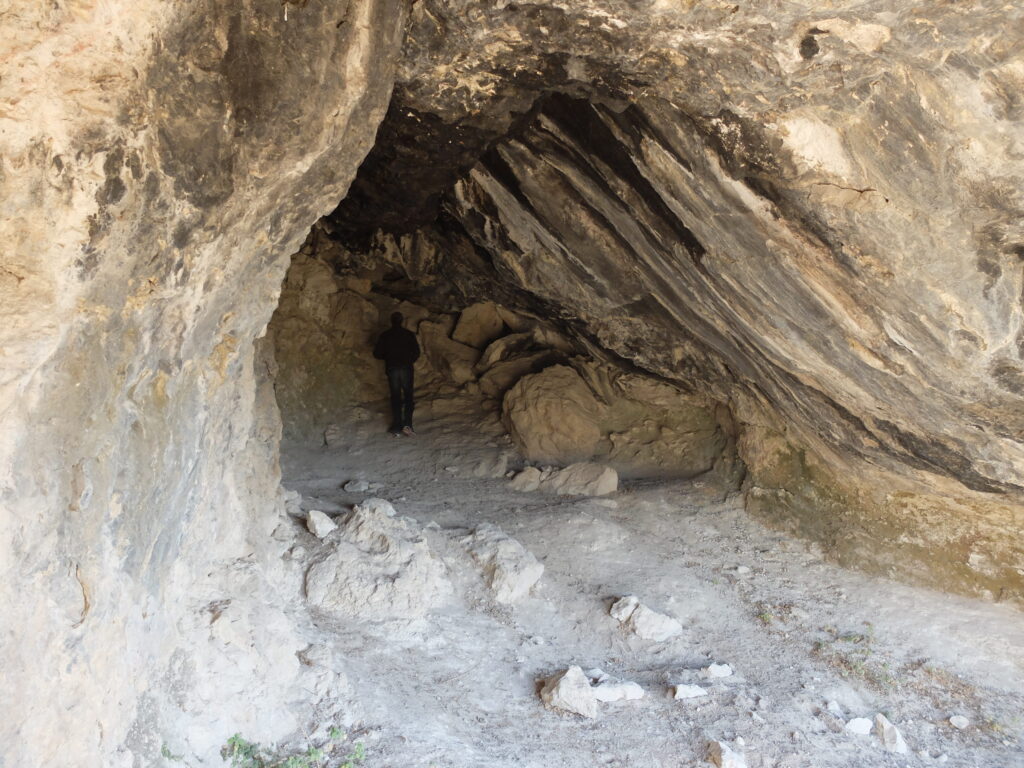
<box><xmin>3</xmin><ymin>1</ymin><xmax>1023</xmax><ymax>766</ymax></box>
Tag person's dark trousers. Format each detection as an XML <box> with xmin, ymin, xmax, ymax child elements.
<box><xmin>387</xmin><ymin>365</ymin><xmax>414</xmax><ymax>431</ymax></box>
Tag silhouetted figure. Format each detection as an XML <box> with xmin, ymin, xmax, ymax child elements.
<box><xmin>373</xmin><ymin>311</ymin><xmax>421</xmax><ymax>436</ymax></box>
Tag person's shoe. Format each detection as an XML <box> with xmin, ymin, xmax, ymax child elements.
<box><xmin>402</xmin><ymin>426</ymin><xmax>415</xmax><ymax>436</ymax></box>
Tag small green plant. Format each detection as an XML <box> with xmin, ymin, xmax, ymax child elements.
<box><xmin>221</xmin><ymin>728</ymin><xmax>364</xmax><ymax>768</ymax></box>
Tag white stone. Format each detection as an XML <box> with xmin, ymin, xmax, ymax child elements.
<box><xmin>343</xmin><ymin>479</ymin><xmax>369</xmax><ymax>493</ymax></box>
<box><xmin>609</xmin><ymin>595</ymin><xmax>640</xmax><ymax>622</ymax></box>
<box><xmin>702</xmin><ymin>663</ymin><xmax>733</xmax><ymax>678</ymax></box>
<box><xmin>306</xmin><ymin>510</ymin><xmax>337</xmax><ymax>539</ymax></box>
<box><xmin>539</xmin><ymin>666</ymin><xmax>598</xmax><ymax>718</ymax></box>
<box><xmin>875</xmin><ymin>713</ymin><xmax>909</xmax><ymax>753</ymax></box>
<box><xmin>593</xmin><ymin>681</ymin><xmax>644</xmax><ymax>702</ymax></box>
<box><xmin>673</xmin><ymin>684</ymin><xmax>709</xmax><ymax>700</ymax></box>
<box><xmin>949</xmin><ymin>715</ymin><xmax>969</xmax><ymax>730</ymax></box>
<box><xmin>735</xmin><ymin>565</ymin><xmax>751</xmax><ymax>574</ymax></box>
<box><xmin>826</xmin><ymin>700</ymin><xmax>843</xmax><ymax>716</ymax></box>
<box><xmin>707</xmin><ymin>740</ymin><xmax>747</xmax><ymax>768</ymax></box>
<box><xmin>462</xmin><ymin>524</ymin><xmax>544</xmax><ymax>603</ymax></box>
<box><xmin>845</xmin><ymin>717</ymin><xmax>873</xmax><ymax>735</ymax></box>
<box><xmin>627</xmin><ymin>604</ymin><xmax>683</xmax><ymax>642</ymax></box>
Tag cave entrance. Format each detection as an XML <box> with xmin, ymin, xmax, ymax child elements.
<box><xmin>266</xmin><ymin>91</ymin><xmax>742</xmax><ymax>500</ymax></box>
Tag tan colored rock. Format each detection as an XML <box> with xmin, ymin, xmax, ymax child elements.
<box><xmin>539</xmin><ymin>463</ymin><xmax>618</xmax><ymax>497</ymax></box>
<box><xmin>477</xmin><ymin>332</ymin><xmax>536</xmax><ymax>371</ymax></box>
<box><xmin>510</xmin><ymin>467</ymin><xmax>543</xmax><ymax>492</ymax></box>
<box><xmin>452</xmin><ymin>302</ymin><xmax>506</xmax><ymax>349</ymax></box>
<box><xmin>503</xmin><ymin>366</ymin><xmax>603</xmax><ymax>464</ymax></box>
<box><xmin>478</xmin><ymin>352</ymin><xmax>557</xmax><ymax>400</ymax></box>
<box><xmin>419</xmin><ymin>321</ymin><xmax>481</xmax><ymax>385</ymax></box>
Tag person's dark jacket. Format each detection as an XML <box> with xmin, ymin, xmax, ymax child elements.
<box><xmin>373</xmin><ymin>326</ymin><xmax>421</xmax><ymax>370</ymax></box>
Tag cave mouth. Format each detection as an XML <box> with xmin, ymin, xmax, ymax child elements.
<box><xmin>267</xmin><ymin>90</ymin><xmax>745</xmax><ymax>500</ymax></box>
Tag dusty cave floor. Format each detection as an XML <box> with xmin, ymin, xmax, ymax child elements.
<box><xmin>279</xmin><ymin>394</ymin><xmax>1024</xmax><ymax>768</ymax></box>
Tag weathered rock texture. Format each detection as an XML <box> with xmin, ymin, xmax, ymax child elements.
<box><xmin>0</xmin><ymin>1</ymin><xmax>405</xmax><ymax>764</ymax></box>
<box><xmin>324</xmin><ymin>1</ymin><xmax>1024</xmax><ymax>603</ymax></box>
<box><xmin>3</xmin><ymin>1</ymin><xmax>1024</xmax><ymax>765</ymax></box>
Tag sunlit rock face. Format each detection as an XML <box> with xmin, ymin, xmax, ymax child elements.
<box><xmin>0</xmin><ymin>1</ymin><xmax>404</xmax><ymax>764</ymax></box>
<box><xmin>327</xmin><ymin>1</ymin><xmax>1024</xmax><ymax>601</ymax></box>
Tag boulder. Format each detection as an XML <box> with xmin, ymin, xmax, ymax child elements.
<box><xmin>503</xmin><ymin>366</ymin><xmax>603</xmax><ymax>463</ymax></box>
<box><xmin>478</xmin><ymin>352</ymin><xmax>556</xmax><ymax>400</ymax></box>
<box><xmin>306</xmin><ymin>510</ymin><xmax>337</xmax><ymax>539</ymax></box>
<box><xmin>452</xmin><ymin>302</ymin><xmax>506</xmax><ymax>349</ymax></box>
<box><xmin>305</xmin><ymin>499</ymin><xmax>450</xmax><ymax>621</ymax></box>
<box><xmin>539</xmin><ymin>463</ymin><xmax>618</xmax><ymax>496</ymax></box>
<box><xmin>419</xmin><ymin>320</ymin><xmax>480</xmax><ymax>385</ymax></box>
<box><xmin>462</xmin><ymin>524</ymin><xmax>544</xmax><ymax>603</ymax></box>
<box><xmin>539</xmin><ymin>666</ymin><xmax>598</xmax><ymax>718</ymax></box>
<box><xmin>477</xmin><ymin>332</ymin><xmax>536</xmax><ymax>371</ymax></box>
<box><xmin>509</xmin><ymin>467</ymin><xmax>543</xmax><ymax>492</ymax></box>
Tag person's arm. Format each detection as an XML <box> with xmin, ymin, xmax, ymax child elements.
<box><xmin>373</xmin><ymin>332</ymin><xmax>386</xmax><ymax>360</ymax></box>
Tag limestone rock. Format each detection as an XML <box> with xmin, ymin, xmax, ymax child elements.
<box><xmin>477</xmin><ymin>332</ymin><xmax>536</xmax><ymax>371</ymax></box>
<box><xmin>707</xmin><ymin>740</ymin><xmax>747</xmax><ymax>768</ymax></box>
<box><xmin>845</xmin><ymin>717</ymin><xmax>873</xmax><ymax>735</ymax></box>
<box><xmin>702</xmin><ymin>663</ymin><xmax>733</xmax><ymax>679</ymax></box>
<box><xmin>419</xmin><ymin>320</ymin><xmax>480</xmax><ymax>385</ymax></box>
<box><xmin>503</xmin><ymin>366</ymin><xmax>603</xmax><ymax>464</ymax></box>
<box><xmin>609</xmin><ymin>595</ymin><xmax>640</xmax><ymax>623</ymax></box>
<box><xmin>610</xmin><ymin>595</ymin><xmax>681</xmax><ymax>641</ymax></box>
<box><xmin>626</xmin><ymin>604</ymin><xmax>683</xmax><ymax>642</ymax></box>
<box><xmin>593</xmin><ymin>680</ymin><xmax>644</xmax><ymax>702</ymax></box>
<box><xmin>510</xmin><ymin>467</ymin><xmax>543</xmax><ymax>492</ymax></box>
<box><xmin>875</xmin><ymin>713</ymin><xmax>909</xmax><ymax>754</ymax></box>
<box><xmin>306</xmin><ymin>510</ymin><xmax>337</xmax><ymax>539</ymax></box>
<box><xmin>305</xmin><ymin>499</ymin><xmax>450</xmax><ymax>621</ymax></box>
<box><xmin>673</xmin><ymin>684</ymin><xmax>709</xmax><ymax>700</ymax></box>
<box><xmin>452</xmin><ymin>302</ymin><xmax>506</xmax><ymax>349</ymax></box>
<box><xmin>343</xmin><ymin>479</ymin><xmax>370</xmax><ymax>493</ymax></box>
<box><xmin>539</xmin><ymin>666</ymin><xmax>598</xmax><ymax>718</ymax></box>
<box><xmin>462</xmin><ymin>524</ymin><xmax>544</xmax><ymax>604</ymax></box>
<box><xmin>539</xmin><ymin>463</ymin><xmax>618</xmax><ymax>497</ymax></box>
<box><xmin>949</xmin><ymin>715</ymin><xmax>969</xmax><ymax>730</ymax></box>
<box><xmin>478</xmin><ymin>352</ymin><xmax>557</xmax><ymax>400</ymax></box>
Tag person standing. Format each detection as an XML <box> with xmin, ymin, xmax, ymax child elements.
<box><xmin>373</xmin><ymin>311</ymin><xmax>421</xmax><ymax>436</ymax></box>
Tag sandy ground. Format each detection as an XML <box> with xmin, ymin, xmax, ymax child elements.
<box><xmin>279</xmin><ymin>393</ymin><xmax>1024</xmax><ymax>768</ymax></box>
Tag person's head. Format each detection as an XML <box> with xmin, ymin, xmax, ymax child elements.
<box><xmin>390</xmin><ymin>311</ymin><xmax>404</xmax><ymax>327</ymax></box>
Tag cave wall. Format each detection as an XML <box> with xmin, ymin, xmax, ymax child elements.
<box><xmin>0</xmin><ymin>1</ymin><xmax>405</xmax><ymax>764</ymax></box>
